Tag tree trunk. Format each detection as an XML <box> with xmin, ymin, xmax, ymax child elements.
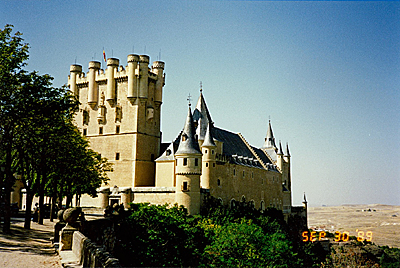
<box><xmin>50</xmin><ymin>193</ymin><xmax>56</xmax><ymax>222</ymax></box>
<box><xmin>3</xmin><ymin>141</ymin><xmax>13</xmax><ymax>234</ymax></box>
<box><xmin>24</xmin><ymin>190</ymin><xmax>34</xmax><ymax>229</ymax></box>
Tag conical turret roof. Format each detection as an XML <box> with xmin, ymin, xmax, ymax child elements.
<box><xmin>262</xmin><ymin>120</ymin><xmax>276</xmax><ymax>149</ymax></box>
<box><xmin>175</xmin><ymin>105</ymin><xmax>202</xmax><ymax>155</ymax></box>
<box><xmin>202</xmin><ymin>123</ymin><xmax>216</xmax><ymax>147</ymax></box>
<box><xmin>193</xmin><ymin>91</ymin><xmax>213</xmax><ymax>140</ymax></box>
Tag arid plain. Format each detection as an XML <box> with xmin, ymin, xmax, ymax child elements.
<box><xmin>308</xmin><ymin>204</ymin><xmax>400</xmax><ymax>248</ymax></box>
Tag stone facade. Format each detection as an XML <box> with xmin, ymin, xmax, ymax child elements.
<box><xmin>70</xmin><ymin>55</ymin><xmax>305</xmax><ymax>221</ymax></box>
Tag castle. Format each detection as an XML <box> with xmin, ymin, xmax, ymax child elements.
<box><xmin>69</xmin><ymin>54</ymin><xmax>307</xmax><ymax>219</ymax></box>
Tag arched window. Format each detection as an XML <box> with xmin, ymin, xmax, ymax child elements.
<box><xmin>230</xmin><ymin>199</ymin><xmax>236</xmax><ymax>208</ymax></box>
<box><xmin>260</xmin><ymin>201</ymin><xmax>265</xmax><ymax>211</ymax></box>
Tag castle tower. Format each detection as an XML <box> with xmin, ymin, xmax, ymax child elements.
<box><xmin>200</xmin><ymin>123</ymin><xmax>216</xmax><ymax>189</ymax></box>
<box><xmin>174</xmin><ymin>104</ymin><xmax>202</xmax><ymax>215</ymax></box>
<box><xmin>68</xmin><ymin>54</ymin><xmax>166</xmax><ymax>204</ymax></box>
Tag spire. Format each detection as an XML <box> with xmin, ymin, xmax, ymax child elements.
<box><xmin>262</xmin><ymin>120</ymin><xmax>276</xmax><ymax>149</ymax></box>
<box><xmin>277</xmin><ymin>141</ymin><xmax>284</xmax><ymax>155</ymax></box>
<box><xmin>176</xmin><ymin>105</ymin><xmax>201</xmax><ymax>155</ymax></box>
<box><xmin>202</xmin><ymin>123</ymin><xmax>216</xmax><ymax>147</ymax></box>
<box><xmin>193</xmin><ymin>86</ymin><xmax>213</xmax><ymax>140</ymax></box>
<box><xmin>303</xmin><ymin>192</ymin><xmax>307</xmax><ymax>203</ymax></box>
<box><xmin>285</xmin><ymin>142</ymin><xmax>291</xmax><ymax>157</ymax></box>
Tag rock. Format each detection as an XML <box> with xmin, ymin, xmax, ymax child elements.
<box><xmin>63</xmin><ymin>207</ymin><xmax>82</xmax><ymax>224</ymax></box>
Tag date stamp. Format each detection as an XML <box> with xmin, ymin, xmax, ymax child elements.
<box><xmin>302</xmin><ymin>230</ymin><xmax>373</xmax><ymax>242</ymax></box>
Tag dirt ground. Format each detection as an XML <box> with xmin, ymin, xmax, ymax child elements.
<box><xmin>0</xmin><ymin>218</ymin><xmax>61</xmax><ymax>268</ymax></box>
<box><xmin>308</xmin><ymin>204</ymin><xmax>400</xmax><ymax>248</ymax></box>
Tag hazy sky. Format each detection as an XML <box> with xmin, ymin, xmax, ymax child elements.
<box><xmin>1</xmin><ymin>1</ymin><xmax>399</xmax><ymax>206</ymax></box>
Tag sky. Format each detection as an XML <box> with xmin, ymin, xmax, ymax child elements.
<box><xmin>1</xmin><ymin>0</ymin><xmax>399</xmax><ymax>206</ymax></box>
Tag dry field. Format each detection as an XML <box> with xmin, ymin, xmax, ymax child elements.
<box><xmin>308</xmin><ymin>204</ymin><xmax>400</xmax><ymax>248</ymax></box>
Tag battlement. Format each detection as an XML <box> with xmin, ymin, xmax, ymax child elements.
<box><xmin>68</xmin><ymin>54</ymin><xmax>165</xmax><ymax>87</ymax></box>
<box><xmin>68</xmin><ymin>54</ymin><xmax>165</xmax><ymax>107</ymax></box>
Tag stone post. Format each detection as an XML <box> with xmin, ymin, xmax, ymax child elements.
<box><xmin>119</xmin><ymin>187</ymin><xmax>132</xmax><ymax>209</ymax></box>
<box><xmin>99</xmin><ymin>187</ymin><xmax>110</xmax><ymax>209</ymax></box>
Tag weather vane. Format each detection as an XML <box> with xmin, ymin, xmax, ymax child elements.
<box><xmin>200</xmin><ymin>81</ymin><xmax>203</xmax><ymax>93</ymax></box>
<box><xmin>187</xmin><ymin>93</ymin><xmax>192</xmax><ymax>107</ymax></box>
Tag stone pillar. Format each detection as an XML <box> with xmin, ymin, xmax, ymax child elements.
<box><xmin>99</xmin><ymin>187</ymin><xmax>110</xmax><ymax>209</ymax></box>
<box><xmin>119</xmin><ymin>187</ymin><xmax>132</xmax><ymax>209</ymax></box>
<box><xmin>59</xmin><ymin>225</ymin><xmax>77</xmax><ymax>251</ymax></box>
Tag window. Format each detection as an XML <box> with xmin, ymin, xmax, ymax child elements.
<box><xmin>182</xmin><ymin>181</ymin><xmax>189</xmax><ymax>191</ymax></box>
<box><xmin>211</xmin><ymin>150</ymin><xmax>214</xmax><ymax>154</ymax></box>
<box><xmin>206</xmin><ymin>163</ymin><xmax>209</xmax><ymax>167</ymax></box>
<box><xmin>115</xmin><ymin>153</ymin><xmax>120</xmax><ymax>160</ymax></box>
<box><xmin>195</xmin><ymin>158</ymin><xmax>198</xmax><ymax>166</ymax></box>
<box><xmin>233</xmin><ymin>169</ymin><xmax>236</xmax><ymax>176</ymax></box>
<box><xmin>183</xmin><ymin>158</ymin><xmax>187</xmax><ymax>166</ymax></box>
<box><xmin>116</xmin><ymin>125</ymin><xmax>120</xmax><ymax>134</ymax></box>
<box><xmin>217</xmin><ymin>179</ymin><xmax>221</xmax><ymax>186</ymax></box>
<box><xmin>83</xmin><ymin>129</ymin><xmax>87</xmax><ymax>136</ymax></box>
<box><xmin>213</xmin><ymin>163</ymin><xmax>215</xmax><ymax>167</ymax></box>
<box><xmin>99</xmin><ymin>127</ymin><xmax>103</xmax><ymax>134</ymax></box>
<box><xmin>205</xmin><ymin>149</ymin><xmax>208</xmax><ymax>154</ymax></box>
<box><xmin>243</xmin><ymin>171</ymin><xmax>245</xmax><ymax>177</ymax></box>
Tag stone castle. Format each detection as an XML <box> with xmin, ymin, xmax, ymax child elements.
<box><xmin>69</xmin><ymin>54</ymin><xmax>307</xmax><ymax>219</ymax></box>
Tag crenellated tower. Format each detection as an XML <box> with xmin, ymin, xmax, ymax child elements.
<box><xmin>68</xmin><ymin>54</ymin><xmax>166</xmax><ymax>200</ymax></box>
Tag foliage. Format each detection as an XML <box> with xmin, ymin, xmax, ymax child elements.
<box><xmin>0</xmin><ymin>24</ymin><xmax>110</xmax><ymax>228</ymax></box>
<box><xmin>115</xmin><ymin>203</ymin><xmax>206</xmax><ymax>267</ymax></box>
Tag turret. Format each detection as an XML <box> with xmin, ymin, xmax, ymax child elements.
<box><xmin>152</xmin><ymin>61</ymin><xmax>165</xmax><ymax>103</ymax></box>
<box><xmin>88</xmin><ymin>61</ymin><xmax>101</xmax><ymax>108</ymax></box>
<box><xmin>106</xmin><ymin>58</ymin><xmax>119</xmax><ymax>104</ymax></box>
<box><xmin>277</xmin><ymin>141</ymin><xmax>284</xmax><ymax>170</ymax></box>
<box><xmin>69</xmin><ymin>64</ymin><xmax>82</xmax><ymax>97</ymax></box>
<box><xmin>138</xmin><ymin>55</ymin><xmax>149</xmax><ymax>99</ymax></box>
<box><xmin>262</xmin><ymin>120</ymin><xmax>276</xmax><ymax>149</ymax></box>
<box><xmin>201</xmin><ymin>123</ymin><xmax>216</xmax><ymax>189</ymax></box>
<box><xmin>175</xmin><ymin>104</ymin><xmax>202</xmax><ymax>215</ymax></box>
<box><xmin>127</xmin><ymin>54</ymin><xmax>139</xmax><ymax>100</ymax></box>
<box><xmin>284</xmin><ymin>142</ymin><xmax>291</xmax><ymax>190</ymax></box>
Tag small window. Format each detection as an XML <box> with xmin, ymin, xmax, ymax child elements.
<box><xmin>213</xmin><ymin>163</ymin><xmax>215</xmax><ymax>167</ymax></box>
<box><xmin>243</xmin><ymin>171</ymin><xmax>245</xmax><ymax>177</ymax></box>
<box><xmin>182</xmin><ymin>134</ymin><xmax>187</xmax><ymax>141</ymax></box>
<box><xmin>195</xmin><ymin>158</ymin><xmax>199</xmax><ymax>166</ymax></box>
<box><xmin>166</xmin><ymin>149</ymin><xmax>171</xmax><ymax>156</ymax></box>
<box><xmin>217</xmin><ymin>179</ymin><xmax>221</xmax><ymax>186</ymax></box>
<box><xmin>211</xmin><ymin>150</ymin><xmax>214</xmax><ymax>154</ymax></box>
<box><xmin>116</xmin><ymin>153</ymin><xmax>120</xmax><ymax>160</ymax></box>
<box><xmin>116</xmin><ymin>126</ymin><xmax>120</xmax><ymax>134</ymax></box>
<box><xmin>83</xmin><ymin>129</ymin><xmax>87</xmax><ymax>136</ymax></box>
<box><xmin>205</xmin><ymin>149</ymin><xmax>208</xmax><ymax>154</ymax></box>
<box><xmin>182</xmin><ymin>181</ymin><xmax>189</xmax><ymax>191</ymax></box>
<box><xmin>251</xmin><ymin>172</ymin><xmax>254</xmax><ymax>178</ymax></box>
<box><xmin>99</xmin><ymin>127</ymin><xmax>103</xmax><ymax>134</ymax></box>
<box><xmin>233</xmin><ymin>168</ymin><xmax>236</xmax><ymax>176</ymax></box>
<box><xmin>183</xmin><ymin>158</ymin><xmax>187</xmax><ymax>166</ymax></box>
<box><xmin>206</xmin><ymin>163</ymin><xmax>209</xmax><ymax>167</ymax></box>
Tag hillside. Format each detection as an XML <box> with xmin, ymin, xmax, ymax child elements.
<box><xmin>308</xmin><ymin>204</ymin><xmax>400</xmax><ymax>248</ymax></box>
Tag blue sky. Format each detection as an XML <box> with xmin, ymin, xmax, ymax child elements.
<box><xmin>1</xmin><ymin>1</ymin><xmax>399</xmax><ymax>206</ymax></box>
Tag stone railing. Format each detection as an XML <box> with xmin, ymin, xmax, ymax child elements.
<box><xmin>59</xmin><ymin>230</ymin><xmax>121</xmax><ymax>268</ymax></box>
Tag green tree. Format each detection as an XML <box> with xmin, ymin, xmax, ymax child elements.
<box><xmin>0</xmin><ymin>24</ymin><xmax>29</xmax><ymax>233</ymax></box>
